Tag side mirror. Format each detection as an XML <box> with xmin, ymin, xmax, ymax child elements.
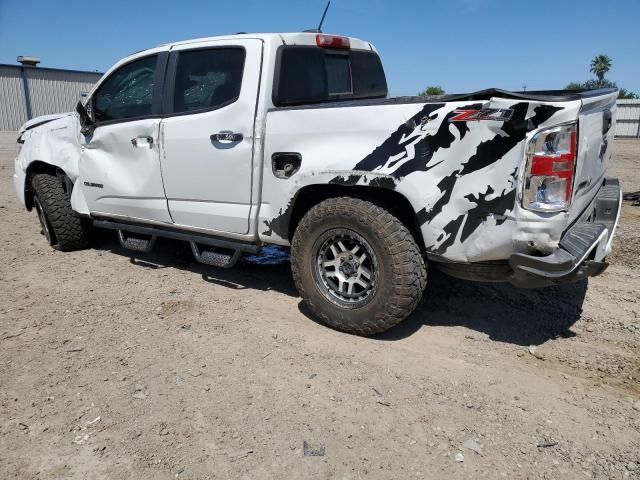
<box><xmin>76</xmin><ymin>101</ymin><xmax>95</xmax><ymax>136</ymax></box>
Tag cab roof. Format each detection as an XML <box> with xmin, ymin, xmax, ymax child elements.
<box><xmin>162</xmin><ymin>32</ymin><xmax>375</xmax><ymax>52</ymax></box>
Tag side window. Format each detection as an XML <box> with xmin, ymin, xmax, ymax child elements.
<box><xmin>93</xmin><ymin>56</ymin><xmax>157</xmax><ymax>122</ymax></box>
<box><xmin>172</xmin><ymin>48</ymin><xmax>245</xmax><ymax>114</ymax></box>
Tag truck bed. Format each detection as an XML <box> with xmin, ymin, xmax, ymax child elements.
<box><xmin>261</xmin><ymin>87</ymin><xmax>618</xmax><ymax>267</ymax></box>
<box><xmin>269</xmin><ymin>88</ymin><xmax>619</xmax><ymax>111</ymax></box>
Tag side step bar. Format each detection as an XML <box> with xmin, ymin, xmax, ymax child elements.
<box><xmin>190</xmin><ymin>242</ymin><xmax>241</xmax><ymax>269</ymax></box>
<box><xmin>117</xmin><ymin>230</ymin><xmax>157</xmax><ymax>253</ymax></box>
<box><xmin>93</xmin><ymin>218</ymin><xmax>260</xmax><ymax>269</ymax></box>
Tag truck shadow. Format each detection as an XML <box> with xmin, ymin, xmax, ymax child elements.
<box><xmin>92</xmin><ymin>233</ymin><xmax>298</xmax><ymax>297</ymax></box>
<box><xmin>93</xmin><ymin>233</ymin><xmax>586</xmax><ymax>346</ymax></box>
<box><xmin>374</xmin><ymin>268</ymin><xmax>587</xmax><ymax>346</ymax></box>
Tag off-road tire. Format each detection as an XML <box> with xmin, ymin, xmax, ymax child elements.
<box><xmin>291</xmin><ymin>197</ymin><xmax>427</xmax><ymax>335</ymax></box>
<box><xmin>31</xmin><ymin>173</ymin><xmax>90</xmax><ymax>251</ymax></box>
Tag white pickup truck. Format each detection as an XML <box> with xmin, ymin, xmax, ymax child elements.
<box><xmin>13</xmin><ymin>32</ymin><xmax>622</xmax><ymax>335</ymax></box>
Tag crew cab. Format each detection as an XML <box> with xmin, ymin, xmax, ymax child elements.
<box><xmin>13</xmin><ymin>32</ymin><xmax>622</xmax><ymax>335</ymax></box>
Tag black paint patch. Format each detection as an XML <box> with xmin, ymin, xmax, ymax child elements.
<box><xmin>459</xmin><ymin>187</ymin><xmax>517</xmax><ymax>243</ymax></box>
<box><xmin>459</xmin><ymin>104</ymin><xmax>562</xmax><ymax>177</ymax></box>
<box><xmin>429</xmin><ymin>215</ymin><xmax>465</xmax><ymax>254</ymax></box>
<box><xmin>262</xmin><ymin>202</ymin><xmax>293</xmax><ymax>239</ymax></box>
<box><xmin>328</xmin><ymin>174</ymin><xmax>397</xmax><ymax>190</ymax></box>
<box><xmin>329</xmin><ymin>174</ymin><xmax>363</xmax><ymax>187</ymax></box>
<box><xmin>350</xmin><ymin>103</ymin><xmax>445</xmax><ymax>172</ymax></box>
<box><xmin>416</xmin><ymin>172</ymin><xmax>459</xmax><ymax>225</ymax></box>
<box><xmin>368</xmin><ymin>176</ymin><xmax>397</xmax><ymax>189</ymax></box>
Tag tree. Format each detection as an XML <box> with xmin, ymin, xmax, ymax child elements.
<box><xmin>583</xmin><ymin>78</ymin><xmax>617</xmax><ymax>90</ymax></box>
<box><xmin>590</xmin><ymin>54</ymin><xmax>612</xmax><ymax>88</ymax></box>
<box><xmin>618</xmin><ymin>88</ymin><xmax>639</xmax><ymax>99</ymax></box>
<box><xmin>565</xmin><ymin>82</ymin><xmax>584</xmax><ymax>90</ymax></box>
<box><xmin>419</xmin><ymin>86</ymin><xmax>445</xmax><ymax>96</ymax></box>
<box><xmin>566</xmin><ymin>79</ymin><xmax>619</xmax><ymax>91</ymax></box>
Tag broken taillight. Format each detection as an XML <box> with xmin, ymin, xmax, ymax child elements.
<box><xmin>523</xmin><ymin>123</ymin><xmax>577</xmax><ymax>212</ymax></box>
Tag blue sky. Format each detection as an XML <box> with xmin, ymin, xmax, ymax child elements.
<box><xmin>1</xmin><ymin>0</ymin><xmax>638</xmax><ymax>95</ymax></box>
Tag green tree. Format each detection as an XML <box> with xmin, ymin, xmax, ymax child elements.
<box><xmin>589</xmin><ymin>54</ymin><xmax>612</xmax><ymax>88</ymax></box>
<box><xmin>565</xmin><ymin>82</ymin><xmax>584</xmax><ymax>90</ymax></box>
<box><xmin>583</xmin><ymin>79</ymin><xmax>617</xmax><ymax>90</ymax></box>
<box><xmin>419</xmin><ymin>86</ymin><xmax>445</xmax><ymax>96</ymax></box>
<box><xmin>618</xmin><ymin>88</ymin><xmax>639</xmax><ymax>99</ymax></box>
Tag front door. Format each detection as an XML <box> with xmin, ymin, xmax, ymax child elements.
<box><xmin>159</xmin><ymin>39</ymin><xmax>262</xmax><ymax>234</ymax></box>
<box><xmin>78</xmin><ymin>52</ymin><xmax>172</xmax><ymax>224</ymax></box>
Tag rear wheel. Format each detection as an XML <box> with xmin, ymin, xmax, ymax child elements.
<box><xmin>31</xmin><ymin>173</ymin><xmax>91</xmax><ymax>251</ymax></box>
<box><xmin>291</xmin><ymin>197</ymin><xmax>427</xmax><ymax>335</ymax></box>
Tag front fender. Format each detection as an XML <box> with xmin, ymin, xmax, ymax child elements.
<box><xmin>17</xmin><ymin>114</ymin><xmax>82</xmax><ymax>210</ymax></box>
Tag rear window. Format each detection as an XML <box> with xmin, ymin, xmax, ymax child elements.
<box><xmin>273</xmin><ymin>46</ymin><xmax>387</xmax><ymax>106</ymax></box>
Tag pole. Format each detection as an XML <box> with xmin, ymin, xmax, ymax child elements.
<box><xmin>19</xmin><ymin>67</ymin><xmax>33</xmax><ymax>121</ymax></box>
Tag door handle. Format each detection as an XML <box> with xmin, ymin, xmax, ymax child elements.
<box><xmin>131</xmin><ymin>136</ymin><xmax>154</xmax><ymax>148</ymax></box>
<box><xmin>210</xmin><ymin>132</ymin><xmax>243</xmax><ymax>144</ymax></box>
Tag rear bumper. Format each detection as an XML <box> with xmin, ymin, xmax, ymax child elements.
<box><xmin>509</xmin><ymin>177</ymin><xmax>622</xmax><ymax>287</ymax></box>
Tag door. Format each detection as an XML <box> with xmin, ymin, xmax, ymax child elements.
<box><xmin>78</xmin><ymin>52</ymin><xmax>172</xmax><ymax>223</ymax></box>
<box><xmin>159</xmin><ymin>39</ymin><xmax>262</xmax><ymax>234</ymax></box>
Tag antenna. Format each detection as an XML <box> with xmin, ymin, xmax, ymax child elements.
<box><xmin>317</xmin><ymin>1</ymin><xmax>331</xmax><ymax>33</ymax></box>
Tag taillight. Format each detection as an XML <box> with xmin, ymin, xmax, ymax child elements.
<box><xmin>523</xmin><ymin>123</ymin><xmax>577</xmax><ymax>212</ymax></box>
<box><xmin>315</xmin><ymin>34</ymin><xmax>350</xmax><ymax>49</ymax></box>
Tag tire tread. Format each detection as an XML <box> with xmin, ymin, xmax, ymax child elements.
<box><xmin>291</xmin><ymin>197</ymin><xmax>427</xmax><ymax>335</ymax></box>
<box><xmin>31</xmin><ymin>173</ymin><xmax>90</xmax><ymax>252</ymax></box>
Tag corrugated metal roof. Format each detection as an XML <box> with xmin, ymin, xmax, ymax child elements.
<box><xmin>0</xmin><ymin>64</ymin><xmax>103</xmax><ymax>76</ymax></box>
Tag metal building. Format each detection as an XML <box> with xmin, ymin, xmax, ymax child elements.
<box><xmin>615</xmin><ymin>100</ymin><xmax>640</xmax><ymax>138</ymax></box>
<box><xmin>0</xmin><ymin>57</ymin><xmax>102</xmax><ymax>131</ymax></box>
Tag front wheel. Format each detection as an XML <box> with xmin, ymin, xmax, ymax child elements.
<box><xmin>291</xmin><ymin>197</ymin><xmax>427</xmax><ymax>335</ymax></box>
<box><xmin>31</xmin><ymin>173</ymin><xmax>91</xmax><ymax>251</ymax></box>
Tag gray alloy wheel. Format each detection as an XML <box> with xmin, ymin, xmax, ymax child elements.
<box><xmin>33</xmin><ymin>193</ymin><xmax>54</xmax><ymax>245</ymax></box>
<box><xmin>313</xmin><ymin>228</ymin><xmax>378</xmax><ymax>308</ymax></box>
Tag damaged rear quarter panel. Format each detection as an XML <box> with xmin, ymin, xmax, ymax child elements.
<box><xmin>260</xmin><ymin>98</ymin><xmax>581</xmax><ymax>262</ymax></box>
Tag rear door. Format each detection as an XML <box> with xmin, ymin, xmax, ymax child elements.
<box><xmin>159</xmin><ymin>39</ymin><xmax>263</xmax><ymax>234</ymax></box>
<box><xmin>78</xmin><ymin>51</ymin><xmax>172</xmax><ymax>223</ymax></box>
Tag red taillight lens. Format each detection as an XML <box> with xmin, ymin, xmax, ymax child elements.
<box><xmin>315</xmin><ymin>34</ymin><xmax>350</xmax><ymax>49</ymax></box>
<box><xmin>523</xmin><ymin>124</ymin><xmax>577</xmax><ymax>212</ymax></box>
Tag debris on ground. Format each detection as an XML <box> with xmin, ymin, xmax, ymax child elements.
<box><xmin>462</xmin><ymin>439</ymin><xmax>484</xmax><ymax>456</ymax></box>
<box><xmin>229</xmin><ymin>449</ymin><xmax>253</xmax><ymax>462</ymax></box>
<box><xmin>528</xmin><ymin>345</ymin><xmax>545</xmax><ymax>360</ymax></box>
<box><xmin>303</xmin><ymin>441</ymin><xmax>326</xmax><ymax>457</ymax></box>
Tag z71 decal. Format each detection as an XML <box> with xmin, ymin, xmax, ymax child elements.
<box><xmin>449</xmin><ymin>108</ymin><xmax>514</xmax><ymax>122</ymax></box>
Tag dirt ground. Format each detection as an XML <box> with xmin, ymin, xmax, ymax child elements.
<box><xmin>1</xmin><ymin>132</ymin><xmax>639</xmax><ymax>480</ymax></box>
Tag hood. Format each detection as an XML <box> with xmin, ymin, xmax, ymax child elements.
<box><xmin>19</xmin><ymin>112</ymin><xmax>75</xmax><ymax>134</ymax></box>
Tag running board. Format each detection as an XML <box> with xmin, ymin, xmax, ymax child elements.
<box><xmin>93</xmin><ymin>218</ymin><xmax>260</xmax><ymax>255</ymax></box>
<box><xmin>117</xmin><ymin>230</ymin><xmax>157</xmax><ymax>253</ymax></box>
<box><xmin>190</xmin><ymin>242</ymin><xmax>241</xmax><ymax>269</ymax></box>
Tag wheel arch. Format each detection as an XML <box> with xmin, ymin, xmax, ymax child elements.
<box><xmin>287</xmin><ymin>184</ymin><xmax>426</xmax><ymax>252</ymax></box>
<box><xmin>24</xmin><ymin>161</ymin><xmax>72</xmax><ymax>211</ymax></box>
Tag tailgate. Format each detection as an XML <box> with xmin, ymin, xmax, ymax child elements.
<box><xmin>571</xmin><ymin>90</ymin><xmax>618</xmax><ymax>218</ymax></box>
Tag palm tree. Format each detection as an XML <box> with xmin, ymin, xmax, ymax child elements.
<box><xmin>590</xmin><ymin>55</ymin><xmax>612</xmax><ymax>88</ymax></box>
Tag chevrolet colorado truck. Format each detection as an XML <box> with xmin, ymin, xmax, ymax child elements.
<box><xmin>13</xmin><ymin>32</ymin><xmax>622</xmax><ymax>335</ymax></box>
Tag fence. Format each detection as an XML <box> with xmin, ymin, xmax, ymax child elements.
<box><xmin>615</xmin><ymin>100</ymin><xmax>640</xmax><ymax>138</ymax></box>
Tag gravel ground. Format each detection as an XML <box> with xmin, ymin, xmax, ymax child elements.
<box><xmin>0</xmin><ymin>132</ymin><xmax>639</xmax><ymax>479</ymax></box>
